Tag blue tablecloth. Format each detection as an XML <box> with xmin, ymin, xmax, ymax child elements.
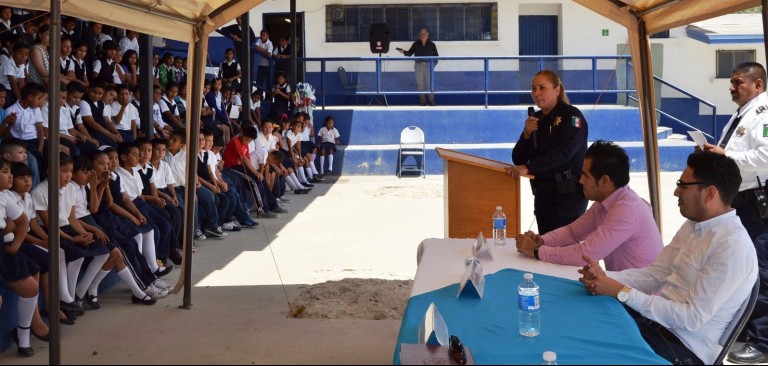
<box><xmin>394</xmin><ymin>268</ymin><xmax>669</xmax><ymax>364</ymax></box>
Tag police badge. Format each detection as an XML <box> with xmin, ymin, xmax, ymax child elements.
<box><xmin>737</xmin><ymin>126</ymin><xmax>747</xmax><ymax>137</ymax></box>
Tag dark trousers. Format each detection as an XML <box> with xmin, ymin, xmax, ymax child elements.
<box><xmin>625</xmin><ymin>306</ymin><xmax>703</xmax><ymax>364</ymax></box>
<box><xmin>733</xmin><ymin>190</ymin><xmax>768</xmax><ymax>352</ymax></box>
<box><xmin>256</xmin><ymin>65</ymin><xmax>270</xmax><ymax>90</ymax></box>
<box><xmin>220</xmin><ymin>173</ymin><xmax>252</xmax><ymax>224</ymax></box>
<box><xmin>531</xmin><ymin>186</ymin><xmax>587</xmax><ymax>235</ymax></box>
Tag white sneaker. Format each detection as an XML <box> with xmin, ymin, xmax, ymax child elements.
<box><xmin>155</xmin><ymin>278</ymin><xmax>173</xmax><ymax>291</ymax></box>
<box><xmin>222</xmin><ymin>222</ymin><xmax>235</xmax><ymax>231</ymax></box>
<box><xmin>277</xmin><ymin>197</ymin><xmax>292</xmax><ymax>203</ymax></box>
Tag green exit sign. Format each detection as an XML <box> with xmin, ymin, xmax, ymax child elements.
<box><xmin>602</xmin><ymin>29</ymin><xmax>609</xmax><ymax>36</ymax></box>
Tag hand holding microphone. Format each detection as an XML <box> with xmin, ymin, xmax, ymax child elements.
<box><xmin>527</xmin><ymin>106</ymin><xmax>538</xmax><ymax>148</ymax></box>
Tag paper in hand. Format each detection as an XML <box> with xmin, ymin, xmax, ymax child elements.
<box><xmin>687</xmin><ymin>130</ymin><xmax>708</xmax><ymax>148</ymax></box>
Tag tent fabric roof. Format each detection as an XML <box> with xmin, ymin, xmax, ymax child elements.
<box><xmin>4</xmin><ymin>0</ymin><xmax>265</xmax><ymax>42</ymax></box>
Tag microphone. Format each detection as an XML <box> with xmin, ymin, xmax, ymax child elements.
<box><xmin>528</xmin><ymin>106</ymin><xmax>537</xmax><ymax>148</ymax></box>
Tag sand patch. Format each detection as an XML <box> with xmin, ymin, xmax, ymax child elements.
<box><xmin>293</xmin><ymin>278</ymin><xmax>413</xmax><ymax>320</ymax></box>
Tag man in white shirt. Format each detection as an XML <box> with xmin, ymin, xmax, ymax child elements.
<box><xmin>254</xmin><ymin>29</ymin><xmax>273</xmax><ymax>90</ymax></box>
<box><xmin>580</xmin><ymin>151</ymin><xmax>758</xmax><ymax>365</ymax></box>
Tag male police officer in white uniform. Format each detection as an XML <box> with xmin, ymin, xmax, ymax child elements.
<box><xmin>704</xmin><ymin>62</ymin><xmax>768</xmax><ymax>364</ymax></box>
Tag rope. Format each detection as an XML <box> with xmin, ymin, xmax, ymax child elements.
<box><xmin>584</xmin><ymin>43</ymin><xmax>631</xmax><ymax>122</ymax></box>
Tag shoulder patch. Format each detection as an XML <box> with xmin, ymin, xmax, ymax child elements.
<box><xmin>756</xmin><ymin>105</ymin><xmax>768</xmax><ymax>115</ymax></box>
<box><xmin>571</xmin><ymin>116</ymin><xmax>582</xmax><ymax>128</ymax></box>
<box><xmin>763</xmin><ymin>124</ymin><xmax>768</xmax><ymax>137</ymax></box>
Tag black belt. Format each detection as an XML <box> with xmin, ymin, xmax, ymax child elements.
<box><xmin>530</xmin><ymin>178</ymin><xmax>579</xmax><ymax>194</ymax></box>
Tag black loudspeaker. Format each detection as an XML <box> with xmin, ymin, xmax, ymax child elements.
<box><xmin>369</xmin><ymin>23</ymin><xmax>390</xmax><ymax>54</ymax></box>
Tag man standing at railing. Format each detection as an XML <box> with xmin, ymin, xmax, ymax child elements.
<box><xmin>703</xmin><ymin>62</ymin><xmax>768</xmax><ymax>364</ymax></box>
<box><xmin>397</xmin><ymin>28</ymin><xmax>439</xmax><ymax>106</ymax></box>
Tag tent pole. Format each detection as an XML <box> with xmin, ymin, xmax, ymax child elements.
<box><xmin>48</xmin><ymin>1</ymin><xmax>62</xmax><ymax>364</ymax></box>
<box><xmin>241</xmin><ymin>11</ymin><xmax>252</xmax><ymax>124</ymax></box>
<box><xmin>139</xmin><ymin>33</ymin><xmax>154</xmax><ymax>138</ymax></box>
<box><xmin>762</xmin><ymin>0</ymin><xmax>768</xmax><ymax>68</ymax></box>
<box><xmin>290</xmin><ymin>0</ymin><xmax>297</xmax><ymax>87</ymax></box>
<box><xmin>635</xmin><ymin>12</ymin><xmax>663</xmax><ymax>230</ymax></box>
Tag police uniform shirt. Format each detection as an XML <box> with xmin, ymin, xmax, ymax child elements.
<box><xmin>512</xmin><ymin>100</ymin><xmax>589</xmax><ymax>180</ymax></box>
<box><xmin>31</xmin><ymin>180</ymin><xmax>78</xmax><ymax>228</ymax></box>
<box><xmin>717</xmin><ymin>92</ymin><xmax>768</xmax><ymax>192</ymax></box>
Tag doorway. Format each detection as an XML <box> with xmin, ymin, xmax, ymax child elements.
<box><xmin>263</xmin><ymin>12</ymin><xmax>305</xmax><ymax>82</ymax></box>
<box><xmin>518</xmin><ymin>15</ymin><xmax>558</xmax><ymax>104</ymax></box>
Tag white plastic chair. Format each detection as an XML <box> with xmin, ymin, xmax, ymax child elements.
<box><xmin>398</xmin><ymin>126</ymin><xmax>425</xmax><ymax>178</ymax></box>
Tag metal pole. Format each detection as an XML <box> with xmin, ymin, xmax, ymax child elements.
<box><xmin>290</xmin><ymin>0</ymin><xmax>297</xmax><ymax>87</ymax></box>
<box><xmin>241</xmin><ymin>11</ymin><xmax>252</xmax><ymax>124</ymax></box>
<box><xmin>762</xmin><ymin>0</ymin><xmax>768</xmax><ymax>69</ymax></box>
<box><xmin>139</xmin><ymin>33</ymin><xmax>154</xmax><ymax>137</ymax></box>
<box><xmin>636</xmin><ymin>13</ymin><xmax>662</xmax><ymax>230</ymax></box>
<box><xmin>47</xmin><ymin>1</ymin><xmax>62</xmax><ymax>363</ymax></box>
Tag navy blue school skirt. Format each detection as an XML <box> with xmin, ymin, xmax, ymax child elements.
<box><xmin>0</xmin><ymin>242</ymin><xmax>40</xmax><ymax>282</ymax></box>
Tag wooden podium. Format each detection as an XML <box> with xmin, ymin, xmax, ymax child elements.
<box><xmin>436</xmin><ymin>148</ymin><xmax>530</xmax><ymax>239</ymax></box>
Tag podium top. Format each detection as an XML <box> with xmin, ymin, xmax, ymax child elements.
<box><xmin>435</xmin><ymin>147</ymin><xmax>533</xmax><ymax>178</ymax></box>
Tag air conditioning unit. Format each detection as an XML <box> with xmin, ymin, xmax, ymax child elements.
<box><xmin>331</xmin><ymin>6</ymin><xmax>345</xmax><ymax>22</ymax></box>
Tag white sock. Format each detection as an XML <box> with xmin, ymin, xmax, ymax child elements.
<box><xmin>310</xmin><ymin>154</ymin><xmax>319</xmax><ymax>174</ymax></box>
<box><xmin>133</xmin><ymin>234</ymin><xmax>143</xmax><ymax>254</ymax></box>
<box><xmin>328</xmin><ymin>155</ymin><xmax>334</xmax><ymax>170</ymax></box>
<box><xmin>305</xmin><ymin>167</ymin><xmax>313</xmax><ymax>180</ymax></box>
<box><xmin>17</xmin><ymin>295</ymin><xmax>38</xmax><ymax>347</ymax></box>
<box><xmin>319</xmin><ymin>156</ymin><xmax>325</xmax><ymax>174</ymax></box>
<box><xmin>287</xmin><ymin>173</ymin><xmax>301</xmax><ymax>190</ymax></box>
<box><xmin>58</xmin><ymin>249</ymin><xmax>74</xmax><ymax>303</ymax></box>
<box><xmin>297</xmin><ymin>168</ymin><xmax>307</xmax><ymax>183</ymax></box>
<box><xmin>87</xmin><ymin>269</ymin><xmax>111</xmax><ymax>297</ymax></box>
<box><xmin>117</xmin><ymin>267</ymin><xmax>148</xmax><ymax>298</ymax></box>
<box><xmin>76</xmin><ymin>254</ymin><xmax>109</xmax><ymax>299</ymax></box>
<box><xmin>66</xmin><ymin>257</ymin><xmax>84</xmax><ymax>302</ymax></box>
<box><xmin>142</xmin><ymin>230</ymin><xmax>159</xmax><ymax>272</ymax></box>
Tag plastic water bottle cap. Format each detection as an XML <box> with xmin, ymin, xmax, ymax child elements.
<box><xmin>496</xmin><ymin>206</ymin><xmax>502</xmax><ymax>211</ymax></box>
<box><xmin>543</xmin><ymin>351</ymin><xmax>557</xmax><ymax>362</ymax></box>
<box><xmin>524</xmin><ymin>273</ymin><xmax>533</xmax><ymax>280</ymax></box>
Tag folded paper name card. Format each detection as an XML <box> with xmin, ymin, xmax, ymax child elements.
<box><xmin>472</xmin><ymin>232</ymin><xmax>494</xmax><ymax>261</ymax></box>
<box><xmin>419</xmin><ymin>302</ymin><xmax>449</xmax><ymax>346</ymax></box>
<box><xmin>457</xmin><ymin>257</ymin><xmax>484</xmax><ymax>299</ymax></box>
<box><xmin>399</xmin><ymin>344</ymin><xmax>475</xmax><ymax>365</ymax></box>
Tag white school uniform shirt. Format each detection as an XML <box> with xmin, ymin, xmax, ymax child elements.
<box><xmin>152</xmin><ymin>102</ymin><xmax>167</xmax><ymax>128</ymax></box>
<box><xmin>254</xmin><ymin>38</ymin><xmax>273</xmax><ymax>67</ymax></box>
<box><xmin>159</xmin><ymin>96</ymin><xmax>179</xmax><ymax>117</ymax></box>
<box><xmin>110</xmin><ymin>171</ymin><xmax>127</xmax><ymax>195</ymax></box>
<box><xmin>111</xmin><ymin>101</ymin><xmax>138</xmax><ymax>131</ymax></box>
<box><xmin>115</xmin><ymin>166</ymin><xmax>144</xmax><ymax>201</ymax></box>
<box><xmin>10</xmin><ymin>190</ymin><xmax>36</xmax><ymax>230</ymax></box>
<box><xmin>91</xmin><ymin>58</ymin><xmax>115</xmax><ymax>74</ymax></box>
<box><xmin>31</xmin><ymin>180</ymin><xmax>78</xmax><ymax>227</ymax></box>
<box><xmin>251</xmin><ymin>131</ymin><xmax>277</xmax><ymax>166</ymax></box>
<box><xmin>0</xmin><ymin>190</ymin><xmax>24</xmax><ymax>233</ymax></box>
<box><xmin>7</xmin><ymin>102</ymin><xmax>42</xmax><ymax>140</ymax></box>
<box><xmin>119</xmin><ymin>36</ymin><xmax>139</xmax><ymax>55</ymax></box>
<box><xmin>73</xmin><ymin>183</ymin><xmax>91</xmax><ymax>219</ymax></box>
<box><xmin>168</xmin><ymin>149</ymin><xmax>187</xmax><ymax>188</ymax></box>
<box><xmin>79</xmin><ymin>99</ymin><xmax>111</xmax><ymax>121</ymax></box>
<box><xmin>136</xmin><ymin>162</ymin><xmax>158</xmax><ymax>188</ymax></box>
<box><xmin>200</xmin><ymin>150</ymin><xmax>219</xmax><ymax>182</ymax></box>
<box><xmin>318</xmin><ymin>126</ymin><xmax>341</xmax><ymax>143</ymax></box>
<box><xmin>285</xmin><ymin>130</ymin><xmax>301</xmax><ymax>150</ymax></box>
<box><xmin>153</xmin><ymin>159</ymin><xmax>176</xmax><ymax>190</ymax></box>
<box><xmin>0</xmin><ymin>57</ymin><xmax>24</xmax><ymax>90</ymax></box>
<box><xmin>64</xmin><ymin>101</ymin><xmax>84</xmax><ymax>126</ymax></box>
<box><xmin>301</xmin><ymin>125</ymin><xmax>312</xmax><ymax>142</ymax></box>
<box><xmin>60</xmin><ymin>56</ymin><xmax>74</xmax><ymax>74</ymax></box>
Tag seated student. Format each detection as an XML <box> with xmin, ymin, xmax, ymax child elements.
<box><xmin>70</xmin><ymin>156</ymin><xmax>157</xmax><ymax>306</ymax></box>
<box><xmin>69</xmin><ymin>40</ymin><xmax>90</xmax><ymax>88</ymax></box>
<box><xmin>7</xmin><ymin>83</ymin><xmax>46</xmax><ymax>182</ymax></box>
<box><xmin>222</xmin><ymin>86</ymin><xmax>242</xmax><ymax>134</ymax></box>
<box><xmin>1</xmin><ymin>40</ymin><xmax>29</xmax><ymax>108</ymax></box>
<box><xmin>80</xmin><ymin>82</ymin><xmax>120</xmax><ymax>147</ymax></box>
<box><xmin>1</xmin><ymin>138</ymin><xmax>39</xmax><ymax>188</ymax></box>
<box><xmin>31</xmin><ymin>153</ymin><xmax>107</xmax><ymax>322</ymax></box>
<box><xmin>91</xmin><ymin>40</ymin><xmax>118</xmax><ymax>86</ymax></box>
<box><xmin>135</xmin><ymin>139</ymin><xmax>183</xmax><ymax>265</ymax></box>
<box><xmin>110</xmin><ymin>84</ymin><xmax>138</xmax><ymax>143</ymax></box>
<box><xmin>268</xmin><ymin>121</ymin><xmax>310</xmax><ymax>195</ymax></box>
<box><xmin>222</xmin><ymin>125</ymin><xmax>287</xmax><ymax>219</ymax></box>
<box><xmin>164</xmin><ymin>129</ymin><xmax>224</xmax><ymax>239</ymax></box>
<box><xmin>40</xmin><ymin>85</ymin><xmax>90</xmax><ymax>157</ymax></box>
<box><xmin>151</xmin><ymin>85</ymin><xmax>173</xmax><ymax>139</ymax></box>
<box><xmin>218</xmin><ymin>48</ymin><xmax>242</xmax><ymax>91</ymax></box>
<box><xmin>205</xmin><ymin>78</ymin><xmax>233</xmax><ymax>145</ymax></box>
<box><xmin>200</xmin><ymin>79</ymin><xmax>218</xmax><ymax>135</ymax></box>
<box><xmin>198</xmin><ymin>130</ymin><xmax>236</xmax><ymax>232</ymax></box>
<box><xmin>206</xmin><ymin>131</ymin><xmax>257</xmax><ymax>229</ymax></box>
<box><xmin>89</xmin><ymin>148</ymin><xmax>168</xmax><ymax>300</ymax></box>
<box><xmin>249</xmin><ymin>88</ymin><xmax>262</xmax><ymax>128</ymax></box>
<box><xmin>317</xmin><ymin>115</ymin><xmax>341</xmax><ymax>176</ymax></box>
<box><xmin>284</xmin><ymin>120</ymin><xmax>315</xmax><ymax>189</ymax></box>
<box><xmin>105</xmin><ymin>145</ymin><xmax>172</xmax><ymax>277</ymax></box>
<box><xmin>0</xmin><ymin>84</ymin><xmax>18</xmax><ymax>139</ymax></box>
<box><xmin>250</xmin><ymin>121</ymin><xmax>289</xmax><ymax>202</ymax></box>
<box><xmin>115</xmin><ymin>142</ymin><xmax>176</xmax><ymax>268</ymax></box>
<box><xmin>10</xmin><ymin>162</ymin><xmax>75</xmax><ymax>324</ymax></box>
<box><xmin>516</xmin><ymin>141</ymin><xmax>664</xmax><ymax>271</ymax></box>
<box><xmin>175</xmin><ymin>81</ymin><xmax>187</xmax><ymax>125</ymax></box>
<box><xmin>298</xmin><ymin>112</ymin><xmax>321</xmax><ymax>181</ymax></box>
<box><xmin>159</xmin><ymin>81</ymin><xmax>184</xmax><ymax>130</ymax></box>
<box><xmin>579</xmin><ymin>151</ymin><xmax>758</xmax><ymax>365</ymax></box>
<box><xmin>171</xmin><ymin>56</ymin><xmax>186</xmax><ymax>85</ymax></box>
<box><xmin>0</xmin><ymin>157</ymin><xmax>47</xmax><ymax>357</ymax></box>
<box><xmin>63</xmin><ymin>82</ymin><xmax>100</xmax><ymax>155</ymax></box>
<box><xmin>150</xmin><ymin>137</ymin><xmax>191</xmax><ymax>241</ymax></box>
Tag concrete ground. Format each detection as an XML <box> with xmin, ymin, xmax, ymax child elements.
<box><xmin>0</xmin><ymin>170</ymin><xmax>734</xmax><ymax>364</ymax></box>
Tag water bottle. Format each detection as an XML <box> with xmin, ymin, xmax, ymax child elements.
<box><xmin>518</xmin><ymin>272</ymin><xmax>540</xmax><ymax>337</ymax></box>
<box><xmin>493</xmin><ymin>206</ymin><xmax>506</xmax><ymax>245</ymax></box>
<box><xmin>542</xmin><ymin>351</ymin><xmax>557</xmax><ymax>365</ymax></box>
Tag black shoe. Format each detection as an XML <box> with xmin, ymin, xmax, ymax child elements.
<box><xmin>40</xmin><ymin>308</ymin><xmax>75</xmax><ymax>325</ymax></box>
<box><xmin>169</xmin><ymin>250</ymin><xmax>183</xmax><ymax>266</ymax></box>
<box><xmin>315</xmin><ymin>175</ymin><xmax>326</xmax><ymax>181</ymax></box>
<box><xmin>728</xmin><ymin>343</ymin><xmax>768</xmax><ymax>364</ymax></box>
<box><xmin>154</xmin><ymin>266</ymin><xmax>173</xmax><ymax>278</ymax></box>
<box><xmin>84</xmin><ymin>294</ymin><xmax>100</xmax><ymax>310</ymax></box>
<box><xmin>60</xmin><ymin>300</ymin><xmax>83</xmax><ymax>315</ymax></box>
<box><xmin>301</xmin><ymin>182</ymin><xmax>315</xmax><ymax>188</ymax></box>
<box><xmin>309</xmin><ymin>178</ymin><xmax>320</xmax><ymax>184</ymax></box>
<box><xmin>131</xmin><ymin>295</ymin><xmax>157</xmax><ymax>305</ymax></box>
<box><xmin>62</xmin><ymin>308</ymin><xmax>78</xmax><ymax>323</ymax></box>
<box><xmin>10</xmin><ymin>329</ymin><xmax>35</xmax><ymax>357</ymax></box>
<box><xmin>294</xmin><ymin>189</ymin><xmax>309</xmax><ymax>194</ymax></box>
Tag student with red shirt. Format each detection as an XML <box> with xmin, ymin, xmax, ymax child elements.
<box><xmin>222</xmin><ymin>125</ymin><xmax>286</xmax><ymax>218</ymax></box>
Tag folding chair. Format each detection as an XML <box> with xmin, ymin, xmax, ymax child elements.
<box><xmin>715</xmin><ymin>278</ymin><xmax>760</xmax><ymax>364</ymax></box>
<box><xmin>397</xmin><ymin>126</ymin><xmax>426</xmax><ymax>178</ymax></box>
<box><xmin>337</xmin><ymin>66</ymin><xmax>359</xmax><ymax>105</ymax></box>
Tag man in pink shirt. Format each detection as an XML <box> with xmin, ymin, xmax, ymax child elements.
<box><xmin>516</xmin><ymin>140</ymin><xmax>663</xmax><ymax>271</ymax></box>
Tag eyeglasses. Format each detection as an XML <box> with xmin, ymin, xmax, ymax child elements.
<box><xmin>449</xmin><ymin>335</ymin><xmax>466</xmax><ymax>365</ymax></box>
<box><xmin>676</xmin><ymin>179</ymin><xmax>706</xmax><ymax>188</ymax></box>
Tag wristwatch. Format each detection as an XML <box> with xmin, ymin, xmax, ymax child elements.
<box><xmin>617</xmin><ymin>286</ymin><xmax>632</xmax><ymax>303</ymax></box>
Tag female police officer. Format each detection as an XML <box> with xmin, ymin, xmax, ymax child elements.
<box><xmin>507</xmin><ymin>70</ymin><xmax>588</xmax><ymax>234</ymax></box>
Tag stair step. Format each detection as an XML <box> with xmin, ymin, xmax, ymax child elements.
<box><xmin>657</xmin><ymin>126</ymin><xmax>672</xmax><ymax>139</ymax></box>
<box><xmin>667</xmin><ymin>133</ymin><xmax>689</xmax><ymax>140</ymax></box>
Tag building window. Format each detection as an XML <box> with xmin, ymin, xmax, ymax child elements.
<box><xmin>326</xmin><ymin>3</ymin><xmax>498</xmax><ymax>42</ymax></box>
<box><xmin>650</xmin><ymin>30</ymin><xmax>669</xmax><ymax>39</ymax></box>
<box><xmin>716</xmin><ymin>50</ymin><xmax>756</xmax><ymax>78</ymax></box>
